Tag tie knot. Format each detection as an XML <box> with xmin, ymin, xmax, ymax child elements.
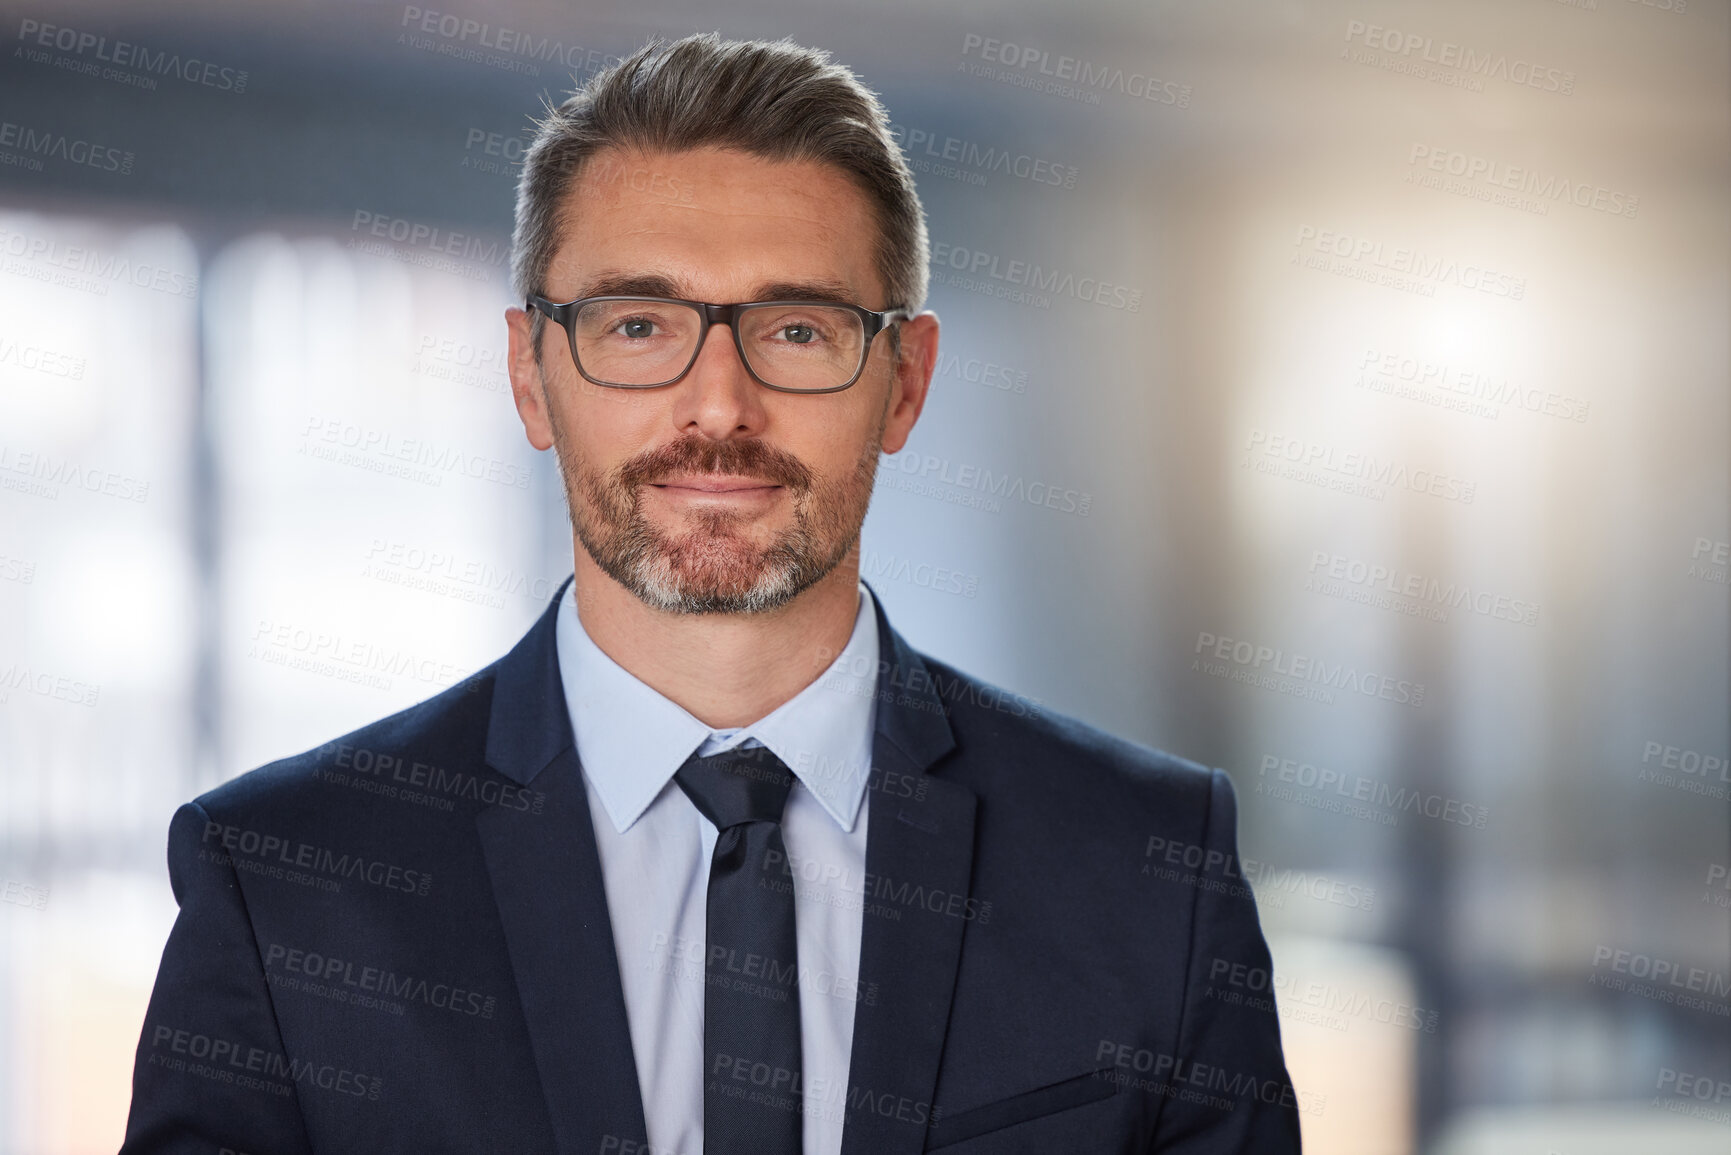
<box><xmin>674</xmin><ymin>746</ymin><xmax>796</xmax><ymax>831</ymax></box>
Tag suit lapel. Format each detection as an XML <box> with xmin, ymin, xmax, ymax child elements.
<box><xmin>477</xmin><ymin>581</ymin><xmax>649</xmax><ymax>1154</ymax></box>
<box><xmin>473</xmin><ymin>578</ymin><xmax>979</xmax><ymax>1155</ymax></box>
<box><xmin>840</xmin><ymin>585</ymin><xmax>977</xmax><ymax>1155</ymax></box>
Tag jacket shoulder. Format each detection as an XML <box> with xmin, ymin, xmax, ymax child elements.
<box><xmin>194</xmin><ymin>663</ymin><xmax>501</xmax><ymax>818</ymax></box>
<box><xmin>917</xmin><ymin>651</ymin><xmax>1219</xmax><ymax>816</ymax></box>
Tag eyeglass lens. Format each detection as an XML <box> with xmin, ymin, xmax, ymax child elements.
<box><xmin>572</xmin><ymin>300</ymin><xmax>868</xmax><ymax>390</ymax></box>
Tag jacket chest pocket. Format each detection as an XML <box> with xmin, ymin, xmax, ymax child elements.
<box><xmin>924</xmin><ymin>1066</ymin><xmax>1124</xmax><ymax>1151</ymax></box>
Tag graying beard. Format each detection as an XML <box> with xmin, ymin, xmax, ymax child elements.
<box><xmin>547</xmin><ymin>376</ymin><xmax>883</xmax><ymax>615</ymax></box>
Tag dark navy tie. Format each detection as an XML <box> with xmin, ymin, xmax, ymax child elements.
<box><xmin>674</xmin><ymin>745</ymin><xmax>804</xmax><ymax>1154</ymax></box>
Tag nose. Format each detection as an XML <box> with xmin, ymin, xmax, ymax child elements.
<box><xmin>671</xmin><ymin>319</ymin><xmax>768</xmax><ymax>439</ymax></box>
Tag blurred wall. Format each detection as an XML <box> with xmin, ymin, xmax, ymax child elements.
<box><xmin>0</xmin><ymin>1</ymin><xmax>1726</xmax><ymax>1151</ymax></box>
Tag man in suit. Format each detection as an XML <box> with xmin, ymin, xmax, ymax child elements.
<box><xmin>124</xmin><ymin>33</ymin><xmax>1301</xmax><ymax>1154</ymax></box>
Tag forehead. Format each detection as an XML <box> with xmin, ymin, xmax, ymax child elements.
<box><xmin>546</xmin><ymin>145</ymin><xmax>886</xmax><ymax>303</ymax></box>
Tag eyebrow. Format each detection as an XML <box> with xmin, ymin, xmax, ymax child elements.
<box><xmin>573</xmin><ymin>271</ymin><xmax>681</xmax><ymax>299</ymax></box>
<box><xmin>752</xmin><ymin>280</ymin><xmax>858</xmax><ymax>305</ymax></box>
<box><xmin>568</xmin><ymin>271</ymin><xmax>864</xmax><ymax>306</ymax></box>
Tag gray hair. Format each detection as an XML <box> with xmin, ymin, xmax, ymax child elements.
<box><xmin>511</xmin><ymin>33</ymin><xmax>928</xmax><ymax>359</ymax></box>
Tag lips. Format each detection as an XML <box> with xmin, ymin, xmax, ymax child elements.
<box><xmin>650</xmin><ymin>474</ymin><xmax>781</xmax><ymax>493</ymax></box>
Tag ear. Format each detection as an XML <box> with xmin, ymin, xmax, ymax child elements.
<box><xmin>880</xmin><ymin>311</ymin><xmax>939</xmax><ymax>456</ymax></box>
<box><xmin>506</xmin><ymin>305</ymin><xmax>555</xmax><ymax>451</ymax></box>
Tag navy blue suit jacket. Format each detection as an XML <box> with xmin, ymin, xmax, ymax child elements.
<box><xmin>123</xmin><ymin>580</ymin><xmax>1301</xmax><ymax>1153</ymax></box>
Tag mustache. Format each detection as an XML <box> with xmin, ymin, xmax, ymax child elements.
<box><xmin>615</xmin><ymin>436</ymin><xmax>814</xmax><ymax>493</ymax></box>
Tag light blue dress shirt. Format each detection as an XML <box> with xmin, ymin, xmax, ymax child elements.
<box><xmin>554</xmin><ymin>580</ymin><xmax>880</xmax><ymax>1155</ymax></box>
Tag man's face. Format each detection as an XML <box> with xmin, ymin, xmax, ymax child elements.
<box><xmin>506</xmin><ymin>146</ymin><xmax>934</xmax><ymax>614</ymax></box>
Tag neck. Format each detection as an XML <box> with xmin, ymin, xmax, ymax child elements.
<box><xmin>569</xmin><ymin>546</ymin><xmax>864</xmax><ymax>729</ymax></box>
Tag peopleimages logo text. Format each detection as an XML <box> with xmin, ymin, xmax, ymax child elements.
<box><xmin>889</xmin><ymin>122</ymin><xmax>1078</xmax><ymax>189</ymax></box>
<box><xmin>1408</xmin><ymin>145</ymin><xmax>1637</xmax><ymax>219</ymax></box>
<box><xmin>1294</xmin><ymin>226</ymin><xmax>1525</xmax><ymax>301</ymax></box>
<box><xmin>881</xmin><ymin>449</ymin><xmax>1092</xmax><ymax>516</ymax></box>
<box><xmin>0</xmin><ymin>226</ymin><xmax>199</xmax><ymax>299</ymax></box>
<box><xmin>14</xmin><ymin>17</ymin><xmax>250</xmax><ymax>92</ymax></box>
<box><xmin>931</xmin><ymin>241</ymin><xmax>1141</xmax><ymax>312</ymax></box>
<box><xmin>961</xmin><ymin>34</ymin><xmax>1191</xmax><ymax>106</ymax></box>
<box><xmin>1257</xmin><ymin>754</ymin><xmax>1490</xmax><ymax>829</ymax></box>
<box><xmin>1307</xmin><ymin>550</ymin><xmax>1539</xmax><ymax>627</ymax></box>
<box><xmin>1245</xmin><ymin>429</ymin><xmax>1477</xmax><ymax>505</ymax></box>
<box><xmin>1344</xmin><ymin>21</ymin><xmax>1575</xmax><ymax>95</ymax></box>
<box><xmin>1195</xmin><ymin>630</ymin><xmax>1425</xmax><ymax>707</ymax></box>
<box><xmin>399</xmin><ymin>6</ymin><xmax>620</xmax><ymax>72</ymax></box>
<box><xmin>0</xmin><ymin>120</ymin><xmax>133</xmax><ymax>174</ymax></box>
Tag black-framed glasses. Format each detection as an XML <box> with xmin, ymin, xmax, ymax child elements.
<box><xmin>526</xmin><ymin>293</ymin><xmax>908</xmax><ymax>394</ymax></box>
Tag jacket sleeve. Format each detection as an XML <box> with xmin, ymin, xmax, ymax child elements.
<box><xmin>1147</xmin><ymin>769</ymin><xmax>1304</xmax><ymax>1153</ymax></box>
<box><xmin>121</xmin><ymin>801</ymin><xmax>315</xmax><ymax>1155</ymax></box>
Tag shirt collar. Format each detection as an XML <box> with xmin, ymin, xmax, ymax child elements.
<box><xmin>556</xmin><ymin>581</ymin><xmax>880</xmax><ymax>836</ymax></box>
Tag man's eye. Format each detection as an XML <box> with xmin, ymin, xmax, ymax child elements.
<box><xmin>780</xmin><ymin>324</ymin><xmax>817</xmax><ymax>345</ymax></box>
<box><xmin>615</xmin><ymin>317</ymin><xmax>657</xmax><ymax>339</ymax></box>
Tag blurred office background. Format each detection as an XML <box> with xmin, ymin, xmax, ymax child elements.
<box><xmin>0</xmin><ymin>0</ymin><xmax>1726</xmax><ymax>1150</ymax></box>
